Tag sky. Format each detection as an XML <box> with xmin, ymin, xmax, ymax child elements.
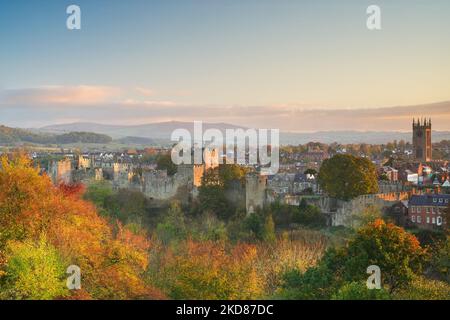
<box><xmin>0</xmin><ymin>0</ymin><xmax>449</xmax><ymax>131</ymax></box>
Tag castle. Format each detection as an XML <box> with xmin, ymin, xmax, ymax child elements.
<box><xmin>413</xmin><ymin>118</ymin><xmax>432</xmax><ymax>162</ymax></box>
<box><xmin>47</xmin><ymin>149</ymin><xmax>221</xmax><ymax>202</ymax></box>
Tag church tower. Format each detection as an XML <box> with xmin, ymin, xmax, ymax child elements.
<box><xmin>412</xmin><ymin>118</ymin><xmax>432</xmax><ymax>162</ymax></box>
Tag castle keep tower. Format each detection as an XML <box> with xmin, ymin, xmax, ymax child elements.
<box><xmin>413</xmin><ymin>118</ymin><xmax>432</xmax><ymax>162</ymax></box>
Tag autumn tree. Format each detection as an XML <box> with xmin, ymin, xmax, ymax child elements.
<box><xmin>0</xmin><ymin>154</ymin><xmax>53</xmax><ymax>248</ymax></box>
<box><xmin>151</xmin><ymin>240</ymin><xmax>263</xmax><ymax>299</ymax></box>
<box><xmin>218</xmin><ymin>164</ymin><xmax>248</xmax><ymax>188</ymax></box>
<box><xmin>0</xmin><ymin>154</ymin><xmax>164</xmax><ymax>300</ymax></box>
<box><xmin>0</xmin><ymin>236</ymin><xmax>68</xmax><ymax>300</ymax></box>
<box><xmin>278</xmin><ymin>219</ymin><xmax>426</xmax><ymax>299</ymax></box>
<box><xmin>318</xmin><ymin>154</ymin><xmax>379</xmax><ymax>200</ymax></box>
<box><xmin>340</xmin><ymin>219</ymin><xmax>426</xmax><ymax>293</ymax></box>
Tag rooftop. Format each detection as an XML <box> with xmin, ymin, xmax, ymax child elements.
<box><xmin>409</xmin><ymin>194</ymin><xmax>450</xmax><ymax>207</ymax></box>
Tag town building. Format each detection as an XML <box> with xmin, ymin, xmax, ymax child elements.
<box><xmin>408</xmin><ymin>194</ymin><xmax>449</xmax><ymax>229</ymax></box>
<box><xmin>413</xmin><ymin>118</ymin><xmax>432</xmax><ymax>162</ymax></box>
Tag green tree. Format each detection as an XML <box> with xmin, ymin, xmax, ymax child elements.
<box><xmin>197</xmin><ymin>168</ymin><xmax>232</xmax><ymax>220</ymax></box>
<box><xmin>156</xmin><ymin>154</ymin><xmax>177</xmax><ymax>176</ymax></box>
<box><xmin>332</xmin><ymin>281</ymin><xmax>391</xmax><ymax>300</ymax></box>
<box><xmin>218</xmin><ymin>164</ymin><xmax>248</xmax><ymax>188</ymax></box>
<box><xmin>243</xmin><ymin>211</ymin><xmax>276</xmax><ymax>242</ymax></box>
<box><xmin>0</xmin><ymin>236</ymin><xmax>68</xmax><ymax>300</ymax></box>
<box><xmin>191</xmin><ymin>213</ymin><xmax>228</xmax><ymax>242</ymax></box>
<box><xmin>277</xmin><ymin>220</ymin><xmax>426</xmax><ymax>299</ymax></box>
<box><xmin>277</xmin><ymin>258</ymin><xmax>338</xmax><ymax>300</ymax></box>
<box><xmin>341</xmin><ymin>220</ymin><xmax>426</xmax><ymax>293</ymax></box>
<box><xmin>350</xmin><ymin>205</ymin><xmax>383</xmax><ymax>228</ymax></box>
<box><xmin>262</xmin><ymin>214</ymin><xmax>276</xmax><ymax>243</ymax></box>
<box><xmin>318</xmin><ymin>154</ymin><xmax>379</xmax><ymax>200</ymax></box>
<box><xmin>244</xmin><ymin>212</ymin><xmax>264</xmax><ymax>240</ymax></box>
<box><xmin>294</xmin><ymin>200</ymin><xmax>326</xmax><ymax>228</ymax></box>
<box><xmin>104</xmin><ymin>189</ymin><xmax>150</xmax><ymax>224</ymax></box>
<box><xmin>270</xmin><ymin>202</ymin><xmax>297</xmax><ymax>226</ymax></box>
<box><xmin>156</xmin><ymin>202</ymin><xmax>187</xmax><ymax>244</ymax></box>
<box><xmin>83</xmin><ymin>181</ymin><xmax>114</xmax><ymax>209</ymax></box>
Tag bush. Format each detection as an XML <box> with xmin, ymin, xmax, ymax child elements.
<box><xmin>293</xmin><ymin>202</ymin><xmax>326</xmax><ymax>228</ymax></box>
<box><xmin>243</xmin><ymin>212</ymin><xmax>276</xmax><ymax>242</ymax></box>
<box><xmin>156</xmin><ymin>202</ymin><xmax>187</xmax><ymax>245</ymax></box>
<box><xmin>393</xmin><ymin>276</ymin><xmax>450</xmax><ymax>300</ymax></box>
<box><xmin>332</xmin><ymin>281</ymin><xmax>391</xmax><ymax>300</ymax></box>
<box><xmin>149</xmin><ymin>240</ymin><xmax>263</xmax><ymax>299</ymax></box>
<box><xmin>0</xmin><ymin>236</ymin><xmax>68</xmax><ymax>300</ymax></box>
<box><xmin>277</xmin><ymin>220</ymin><xmax>427</xmax><ymax>299</ymax></box>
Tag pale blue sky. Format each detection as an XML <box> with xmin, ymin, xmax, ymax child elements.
<box><xmin>0</xmin><ymin>0</ymin><xmax>449</xmax><ymax>129</ymax></box>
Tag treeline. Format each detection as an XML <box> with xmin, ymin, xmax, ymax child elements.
<box><xmin>0</xmin><ymin>125</ymin><xmax>53</xmax><ymax>144</ymax></box>
<box><xmin>281</xmin><ymin>139</ymin><xmax>450</xmax><ymax>159</ymax></box>
<box><xmin>0</xmin><ymin>125</ymin><xmax>112</xmax><ymax>145</ymax></box>
<box><xmin>55</xmin><ymin>131</ymin><xmax>112</xmax><ymax>144</ymax></box>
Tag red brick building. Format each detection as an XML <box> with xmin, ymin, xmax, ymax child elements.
<box><xmin>408</xmin><ymin>194</ymin><xmax>449</xmax><ymax>229</ymax></box>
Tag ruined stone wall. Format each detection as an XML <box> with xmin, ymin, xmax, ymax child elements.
<box><xmin>245</xmin><ymin>173</ymin><xmax>267</xmax><ymax>214</ymax></box>
<box><xmin>378</xmin><ymin>181</ymin><xmax>409</xmax><ymax>193</ymax></box>
<box><xmin>142</xmin><ymin>170</ymin><xmax>186</xmax><ymax>200</ymax></box>
<box><xmin>49</xmin><ymin>159</ymin><xmax>72</xmax><ymax>185</ymax></box>
<box><xmin>319</xmin><ymin>192</ymin><xmax>411</xmax><ymax>227</ymax></box>
<box><xmin>224</xmin><ymin>180</ymin><xmax>246</xmax><ymax>208</ymax></box>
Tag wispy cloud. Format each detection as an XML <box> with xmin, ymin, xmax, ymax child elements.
<box><xmin>135</xmin><ymin>87</ymin><xmax>156</xmax><ymax>97</ymax></box>
<box><xmin>1</xmin><ymin>86</ymin><xmax>449</xmax><ymax>132</ymax></box>
<box><xmin>0</xmin><ymin>86</ymin><xmax>121</xmax><ymax>106</ymax></box>
<box><xmin>122</xmin><ymin>99</ymin><xmax>179</xmax><ymax>107</ymax></box>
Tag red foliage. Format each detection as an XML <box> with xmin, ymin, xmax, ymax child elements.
<box><xmin>58</xmin><ymin>182</ymin><xmax>86</xmax><ymax>197</ymax></box>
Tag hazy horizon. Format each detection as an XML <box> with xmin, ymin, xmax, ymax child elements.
<box><xmin>3</xmin><ymin>100</ymin><xmax>450</xmax><ymax>133</ymax></box>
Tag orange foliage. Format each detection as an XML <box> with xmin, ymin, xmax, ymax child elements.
<box><xmin>151</xmin><ymin>240</ymin><xmax>263</xmax><ymax>299</ymax></box>
<box><xmin>367</xmin><ymin>219</ymin><xmax>422</xmax><ymax>251</ymax></box>
<box><xmin>0</xmin><ymin>154</ymin><xmax>165</xmax><ymax>300</ymax></box>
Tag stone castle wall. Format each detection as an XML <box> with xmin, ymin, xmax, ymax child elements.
<box><xmin>318</xmin><ymin>192</ymin><xmax>411</xmax><ymax>227</ymax></box>
<box><xmin>245</xmin><ymin>173</ymin><xmax>267</xmax><ymax>214</ymax></box>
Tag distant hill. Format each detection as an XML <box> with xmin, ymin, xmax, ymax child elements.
<box><xmin>115</xmin><ymin>136</ymin><xmax>158</xmax><ymax>145</ymax></box>
<box><xmin>55</xmin><ymin>132</ymin><xmax>112</xmax><ymax>144</ymax></box>
<box><xmin>0</xmin><ymin>125</ymin><xmax>113</xmax><ymax>145</ymax></box>
<box><xmin>38</xmin><ymin>121</ymin><xmax>450</xmax><ymax>145</ymax></box>
<box><xmin>0</xmin><ymin>125</ymin><xmax>55</xmax><ymax>144</ymax></box>
<box><xmin>40</xmin><ymin>121</ymin><xmax>247</xmax><ymax>140</ymax></box>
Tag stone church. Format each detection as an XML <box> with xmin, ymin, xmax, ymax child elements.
<box><xmin>413</xmin><ymin>118</ymin><xmax>432</xmax><ymax>162</ymax></box>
